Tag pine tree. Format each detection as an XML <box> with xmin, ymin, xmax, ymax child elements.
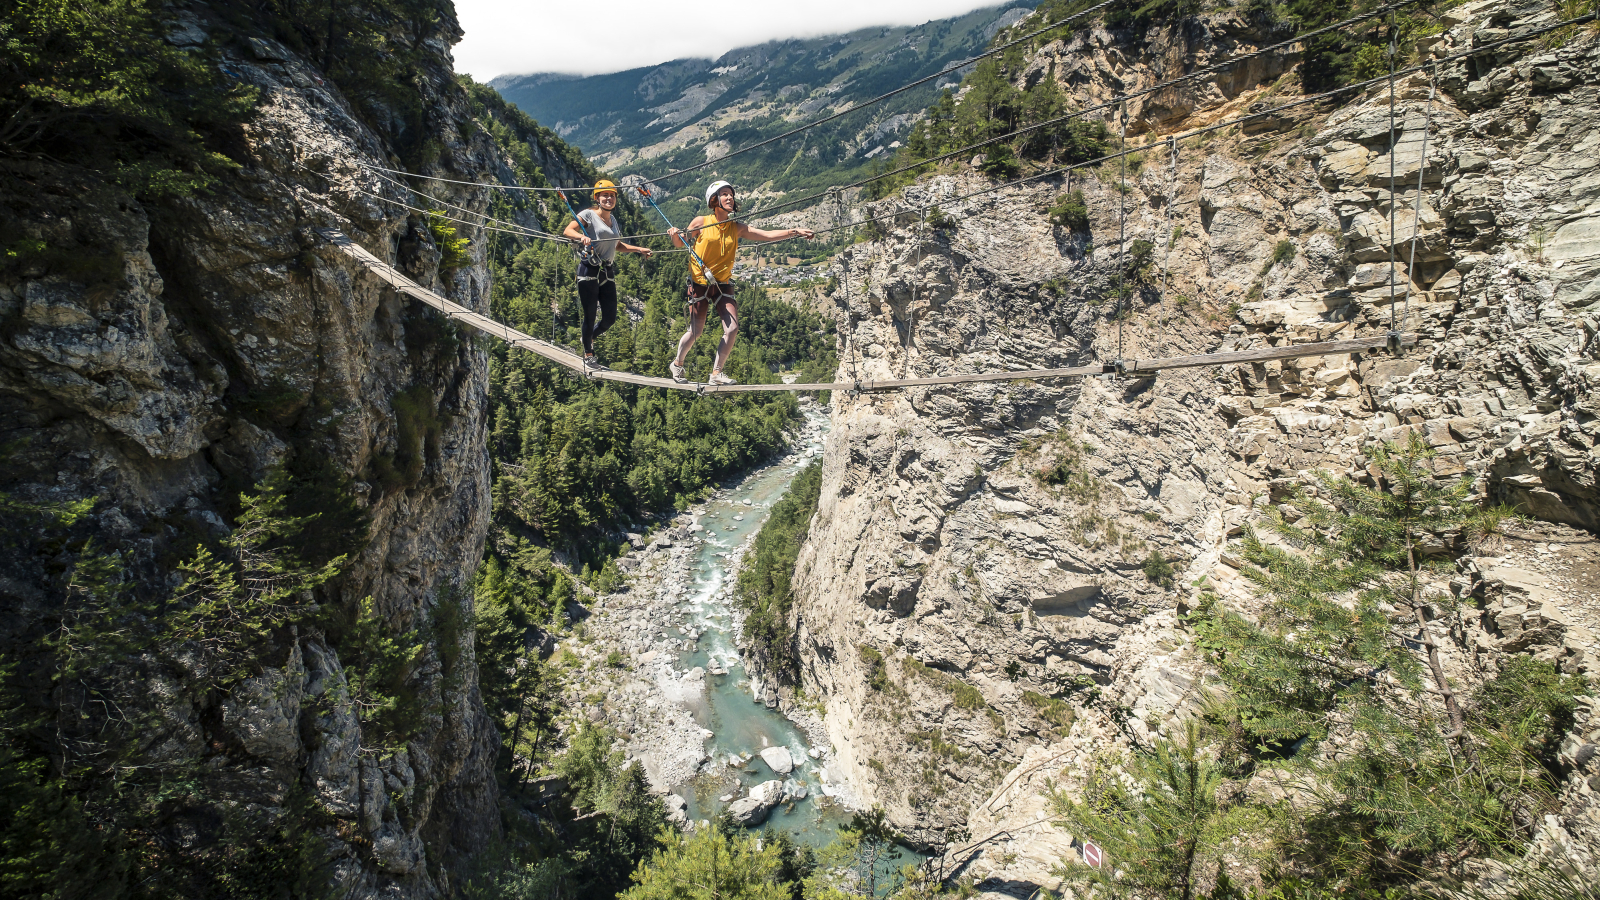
<box><xmin>1192</xmin><ymin>435</ymin><xmax>1561</xmax><ymax>885</ymax></box>
<box><xmin>620</xmin><ymin>828</ymin><xmax>791</xmax><ymax>900</ymax></box>
<box><xmin>164</xmin><ymin>467</ymin><xmax>348</xmax><ymax>690</ymax></box>
<box><xmin>1048</xmin><ymin>722</ymin><xmax>1257</xmax><ymax>900</ymax></box>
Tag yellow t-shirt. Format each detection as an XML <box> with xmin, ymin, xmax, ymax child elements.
<box><xmin>689</xmin><ymin>217</ymin><xmax>739</xmax><ymax>284</ymax></box>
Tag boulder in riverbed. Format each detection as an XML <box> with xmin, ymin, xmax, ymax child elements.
<box><xmin>664</xmin><ymin>793</ymin><xmax>688</xmax><ymax>826</ymax></box>
<box><xmin>759</xmin><ymin>746</ymin><xmax>793</xmax><ymax>774</ymax></box>
<box><xmin>726</xmin><ymin>780</ymin><xmax>784</xmax><ymax>826</ymax></box>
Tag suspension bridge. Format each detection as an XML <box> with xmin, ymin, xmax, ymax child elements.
<box><xmin>321</xmin><ymin>228</ymin><xmax>1416</xmax><ymax>394</ymax></box>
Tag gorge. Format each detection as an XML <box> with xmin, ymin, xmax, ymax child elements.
<box><xmin>3</xmin><ymin>0</ymin><xmax>1600</xmax><ymax>897</ymax></box>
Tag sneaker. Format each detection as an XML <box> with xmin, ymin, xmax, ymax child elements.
<box><xmin>708</xmin><ymin>370</ymin><xmax>737</xmax><ymax>386</ymax></box>
<box><xmin>670</xmin><ymin>361</ymin><xmax>687</xmax><ymax>383</ymax></box>
<box><xmin>584</xmin><ymin>353</ymin><xmax>609</xmax><ymax>370</ymax></box>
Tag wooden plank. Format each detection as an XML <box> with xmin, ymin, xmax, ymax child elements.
<box><xmin>1124</xmin><ymin>333</ymin><xmax>1418</xmax><ymax>373</ymax></box>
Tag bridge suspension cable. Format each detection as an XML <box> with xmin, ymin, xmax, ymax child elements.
<box><xmin>360</xmin><ymin>0</ymin><xmax>1428</xmax><ymax>212</ymax></box>
<box><xmin>319</xmin><ymin>6</ymin><xmax>1592</xmax><ymax>272</ymax></box>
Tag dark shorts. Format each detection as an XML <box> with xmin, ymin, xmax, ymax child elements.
<box><xmin>687</xmin><ymin>278</ymin><xmax>736</xmax><ymax>314</ymax></box>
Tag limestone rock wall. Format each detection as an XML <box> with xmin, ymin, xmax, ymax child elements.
<box><xmin>772</xmin><ymin>0</ymin><xmax>1600</xmax><ymax>891</ymax></box>
<box><xmin>0</xmin><ymin>4</ymin><xmax>545</xmax><ymax>896</ymax></box>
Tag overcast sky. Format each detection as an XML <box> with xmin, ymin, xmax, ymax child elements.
<box><xmin>453</xmin><ymin>0</ymin><xmax>1016</xmax><ymax>80</ymax></box>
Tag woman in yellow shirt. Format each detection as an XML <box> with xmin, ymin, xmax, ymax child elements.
<box><xmin>667</xmin><ymin>181</ymin><xmax>814</xmax><ymax>385</ymax></box>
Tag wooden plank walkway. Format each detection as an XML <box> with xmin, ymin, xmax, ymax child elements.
<box><xmin>320</xmin><ymin>229</ymin><xmax>1418</xmax><ymax>394</ymax></box>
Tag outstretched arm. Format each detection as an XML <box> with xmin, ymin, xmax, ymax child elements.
<box><xmin>739</xmin><ymin>224</ymin><xmax>815</xmax><ymax>242</ymax></box>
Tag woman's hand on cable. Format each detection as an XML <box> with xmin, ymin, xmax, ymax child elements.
<box><xmin>632</xmin><ymin>245</ymin><xmax>653</xmax><ymax>259</ymax></box>
<box><xmin>789</xmin><ymin>228</ymin><xmax>815</xmax><ymax>239</ymax></box>
<box><xmin>667</xmin><ymin>226</ymin><xmax>683</xmax><ymax>247</ymax></box>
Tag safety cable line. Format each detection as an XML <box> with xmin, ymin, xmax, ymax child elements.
<box><xmin>334</xmin><ymin>178</ymin><xmax>695</xmax><ymax>255</ymax></box>
<box><xmin>296</xmin><ymin>159</ymin><xmax>573</xmax><ymax>244</ymax></box>
<box><xmin>667</xmin><ymin>12</ymin><xmax>1598</xmax><ymax>249</ymax></box>
<box><xmin>1403</xmin><ymin>64</ymin><xmax>1438</xmax><ymax>340</ymax></box>
<box><xmin>448</xmin><ymin>0</ymin><xmax>1476</xmax><ymax>249</ymax></box>
<box><xmin>364</xmin><ymin>0</ymin><xmax>1427</xmax><ymax>217</ymax></box>
<box><xmin>305</xmin><ymin>12</ymin><xmax>1593</xmax><ymax>281</ymax></box>
<box><xmin>363</xmin><ymin>161</ymin><xmax>585</xmax><ymax>192</ymax></box>
<box><xmin>339</xmin><ymin>182</ymin><xmax>554</xmax><ymax>240</ymax></box>
<box><xmin>361</xmin><ymin>1</ymin><xmax>1121</xmax><ymax>196</ymax></box>
<box><xmin>698</xmin><ymin>0</ymin><xmax>1434</xmax><ymax>226</ymax></box>
<box><xmin>366</xmin><ymin>165</ymin><xmax>568</xmax><ymax>241</ymax></box>
<box><xmin>1387</xmin><ymin>8</ymin><xmax>1399</xmax><ymax>334</ymax></box>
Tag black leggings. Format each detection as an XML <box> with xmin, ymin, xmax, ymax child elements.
<box><xmin>578</xmin><ymin>277</ymin><xmax>617</xmax><ymax>353</ymax></box>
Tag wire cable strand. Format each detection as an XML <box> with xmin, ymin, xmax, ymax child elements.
<box><xmin>676</xmin><ymin>0</ymin><xmax>1435</xmax><ymax>225</ymax></box>
<box><xmin>674</xmin><ymin>12</ymin><xmax>1600</xmax><ymax>247</ymax></box>
<box><xmin>311</xmin><ymin>11</ymin><xmax>1594</xmax><ymax>259</ymax></box>
<box><xmin>366</xmin><ymin>0</ymin><xmax>1427</xmax><ymax>208</ymax></box>
<box><xmin>1403</xmin><ymin>64</ymin><xmax>1439</xmax><ymax>341</ymax></box>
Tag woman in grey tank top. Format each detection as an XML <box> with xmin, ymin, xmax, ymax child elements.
<box><xmin>561</xmin><ymin>180</ymin><xmax>653</xmax><ymax>368</ymax></box>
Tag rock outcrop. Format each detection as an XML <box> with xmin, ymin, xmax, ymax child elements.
<box><xmin>0</xmin><ymin>4</ymin><xmax>552</xmax><ymax>895</ymax></box>
<box><xmin>727</xmin><ymin>780</ymin><xmax>787</xmax><ymax>826</ymax></box>
<box><xmin>761</xmin><ymin>0</ymin><xmax>1600</xmax><ymax>891</ymax></box>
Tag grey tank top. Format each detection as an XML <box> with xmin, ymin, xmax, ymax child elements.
<box><xmin>578</xmin><ymin>208</ymin><xmax>620</xmax><ymax>263</ymax></box>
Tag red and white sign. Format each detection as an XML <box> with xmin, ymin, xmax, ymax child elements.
<box><xmin>1082</xmin><ymin>841</ymin><xmax>1103</xmax><ymax>869</ymax></box>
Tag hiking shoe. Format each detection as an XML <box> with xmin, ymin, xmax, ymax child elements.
<box><xmin>670</xmin><ymin>362</ymin><xmax>688</xmax><ymax>383</ymax></box>
<box><xmin>708</xmin><ymin>370</ymin><xmax>737</xmax><ymax>386</ymax></box>
<box><xmin>584</xmin><ymin>353</ymin><xmax>609</xmax><ymax>370</ymax></box>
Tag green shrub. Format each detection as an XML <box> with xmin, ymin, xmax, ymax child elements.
<box><xmin>376</xmin><ymin>384</ymin><xmax>443</xmax><ymax>490</ymax></box>
<box><xmin>1125</xmin><ymin>237</ymin><xmax>1157</xmax><ymax>284</ymax></box>
<box><xmin>605</xmin><ymin>650</ymin><xmax>626</xmax><ymax>669</ymax></box>
<box><xmin>859</xmin><ymin>645</ymin><xmax>891</xmax><ymax>692</ymax></box>
<box><xmin>1471</xmin><ymin>656</ymin><xmax>1587</xmax><ymax>768</ymax></box>
<box><xmin>428</xmin><ymin>211</ymin><xmax>471</xmax><ymax>272</ymax></box>
<box><xmin>951</xmin><ymin>681</ymin><xmax>985</xmax><ymax>711</ymax></box>
<box><xmin>1261</xmin><ymin>239</ymin><xmax>1296</xmax><ymax>274</ymax></box>
<box><xmin>0</xmin><ymin>0</ymin><xmax>256</xmax><ymax>196</ymax></box>
<box><xmin>1142</xmin><ymin>549</ymin><xmax>1176</xmax><ymax>589</ymax></box>
<box><xmin>333</xmin><ymin>597</ymin><xmax>427</xmax><ymax>755</ymax></box>
<box><xmin>1049</xmin><ymin>190</ymin><xmax>1090</xmax><ymax>231</ymax></box>
<box><xmin>1022</xmin><ymin>691</ymin><xmax>1074</xmax><ymax>730</ymax></box>
<box><xmin>980</xmin><ymin>144</ymin><xmax>1021</xmax><ymax>179</ymax></box>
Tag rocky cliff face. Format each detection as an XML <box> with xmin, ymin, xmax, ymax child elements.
<box><xmin>771</xmin><ymin>0</ymin><xmax>1600</xmax><ymax>891</ymax></box>
<box><xmin>0</xmin><ymin>4</ymin><xmax>543</xmax><ymax>895</ymax></box>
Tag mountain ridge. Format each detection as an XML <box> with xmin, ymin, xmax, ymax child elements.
<box><xmin>489</xmin><ymin>3</ymin><xmax>1037</xmax><ymax>211</ymax></box>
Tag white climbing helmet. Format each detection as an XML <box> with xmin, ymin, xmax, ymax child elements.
<box><xmin>704</xmin><ymin>180</ymin><xmax>736</xmax><ymax>210</ymax></box>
